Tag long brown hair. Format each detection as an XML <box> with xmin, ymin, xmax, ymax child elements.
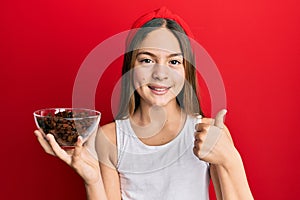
<box><xmin>116</xmin><ymin>18</ymin><xmax>203</xmax><ymax>119</ymax></box>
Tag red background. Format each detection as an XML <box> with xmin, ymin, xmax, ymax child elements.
<box><xmin>1</xmin><ymin>0</ymin><xmax>300</xmax><ymax>199</ymax></box>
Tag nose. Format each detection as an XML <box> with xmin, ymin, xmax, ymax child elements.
<box><xmin>152</xmin><ymin>64</ymin><xmax>168</xmax><ymax>81</ymax></box>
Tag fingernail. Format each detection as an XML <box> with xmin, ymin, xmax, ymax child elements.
<box><xmin>34</xmin><ymin>130</ymin><xmax>38</xmax><ymax>136</ymax></box>
<box><xmin>46</xmin><ymin>134</ymin><xmax>52</xmax><ymax>141</ymax></box>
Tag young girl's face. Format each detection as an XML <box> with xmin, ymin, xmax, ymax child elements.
<box><xmin>133</xmin><ymin>28</ymin><xmax>185</xmax><ymax>107</ymax></box>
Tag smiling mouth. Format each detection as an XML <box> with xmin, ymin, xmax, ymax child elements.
<box><xmin>148</xmin><ymin>85</ymin><xmax>171</xmax><ymax>95</ymax></box>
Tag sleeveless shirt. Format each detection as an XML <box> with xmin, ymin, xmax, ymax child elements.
<box><xmin>115</xmin><ymin>115</ymin><xmax>210</xmax><ymax>200</ymax></box>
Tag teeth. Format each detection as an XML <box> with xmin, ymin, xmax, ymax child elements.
<box><xmin>150</xmin><ymin>86</ymin><xmax>168</xmax><ymax>91</ymax></box>
<box><xmin>148</xmin><ymin>85</ymin><xmax>170</xmax><ymax>93</ymax></box>
<box><xmin>153</xmin><ymin>88</ymin><xmax>166</xmax><ymax>91</ymax></box>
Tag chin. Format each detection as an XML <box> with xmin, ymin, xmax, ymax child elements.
<box><xmin>148</xmin><ymin>98</ymin><xmax>176</xmax><ymax>107</ymax></box>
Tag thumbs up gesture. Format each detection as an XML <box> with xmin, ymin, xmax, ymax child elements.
<box><xmin>193</xmin><ymin>109</ymin><xmax>235</xmax><ymax>165</ymax></box>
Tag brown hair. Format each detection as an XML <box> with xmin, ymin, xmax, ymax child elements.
<box><xmin>116</xmin><ymin>18</ymin><xmax>203</xmax><ymax>119</ymax></box>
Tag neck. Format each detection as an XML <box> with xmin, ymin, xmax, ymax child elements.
<box><xmin>130</xmin><ymin>99</ymin><xmax>187</xmax><ymax>144</ymax></box>
<box><xmin>132</xmin><ymin>99</ymin><xmax>183</xmax><ymax>126</ymax></box>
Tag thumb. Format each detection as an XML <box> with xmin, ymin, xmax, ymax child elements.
<box><xmin>214</xmin><ymin>109</ymin><xmax>227</xmax><ymax>128</ymax></box>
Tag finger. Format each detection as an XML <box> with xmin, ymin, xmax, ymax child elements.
<box><xmin>73</xmin><ymin>136</ymin><xmax>84</xmax><ymax>158</ymax></box>
<box><xmin>214</xmin><ymin>109</ymin><xmax>227</xmax><ymax>129</ymax></box>
<box><xmin>77</xmin><ymin>136</ymin><xmax>84</xmax><ymax>146</ymax></box>
<box><xmin>194</xmin><ymin>131</ymin><xmax>207</xmax><ymax>142</ymax></box>
<box><xmin>195</xmin><ymin>123</ymin><xmax>210</xmax><ymax>132</ymax></box>
<box><xmin>34</xmin><ymin>130</ymin><xmax>55</xmax><ymax>156</ymax></box>
<box><xmin>34</xmin><ymin>129</ymin><xmax>46</xmax><ymax>140</ymax></box>
<box><xmin>195</xmin><ymin>114</ymin><xmax>202</xmax><ymax>124</ymax></box>
<box><xmin>201</xmin><ymin>117</ymin><xmax>214</xmax><ymax>125</ymax></box>
<box><xmin>195</xmin><ymin>117</ymin><xmax>214</xmax><ymax>131</ymax></box>
<box><xmin>72</xmin><ymin>136</ymin><xmax>83</xmax><ymax>164</ymax></box>
<box><xmin>194</xmin><ymin>137</ymin><xmax>203</xmax><ymax>147</ymax></box>
<box><xmin>199</xmin><ymin>125</ymin><xmax>222</xmax><ymax>159</ymax></box>
<box><xmin>194</xmin><ymin>114</ymin><xmax>202</xmax><ymax>134</ymax></box>
<box><xmin>47</xmin><ymin>134</ymin><xmax>71</xmax><ymax>165</ymax></box>
<box><xmin>193</xmin><ymin>146</ymin><xmax>200</xmax><ymax>158</ymax></box>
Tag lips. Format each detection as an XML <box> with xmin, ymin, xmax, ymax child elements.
<box><xmin>148</xmin><ymin>85</ymin><xmax>171</xmax><ymax>95</ymax></box>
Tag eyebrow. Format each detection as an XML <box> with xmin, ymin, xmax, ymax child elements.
<box><xmin>136</xmin><ymin>51</ymin><xmax>183</xmax><ymax>58</ymax></box>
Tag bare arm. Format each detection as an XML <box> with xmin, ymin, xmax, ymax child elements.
<box><xmin>212</xmin><ymin>152</ymin><xmax>253</xmax><ymax>200</ymax></box>
<box><xmin>85</xmin><ymin>178</ymin><xmax>108</xmax><ymax>200</ymax></box>
<box><xmin>96</xmin><ymin>123</ymin><xmax>122</xmax><ymax>200</ymax></box>
<box><xmin>194</xmin><ymin>110</ymin><xmax>253</xmax><ymax>200</ymax></box>
<box><xmin>209</xmin><ymin>124</ymin><xmax>253</xmax><ymax>200</ymax></box>
<box><xmin>210</xmin><ymin>164</ymin><xmax>223</xmax><ymax>200</ymax></box>
<box><xmin>100</xmin><ymin>162</ymin><xmax>122</xmax><ymax>199</ymax></box>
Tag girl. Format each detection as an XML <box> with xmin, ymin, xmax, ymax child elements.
<box><xmin>35</xmin><ymin>7</ymin><xmax>253</xmax><ymax>200</ymax></box>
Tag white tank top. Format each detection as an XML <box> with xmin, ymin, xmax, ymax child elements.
<box><xmin>116</xmin><ymin>115</ymin><xmax>210</xmax><ymax>200</ymax></box>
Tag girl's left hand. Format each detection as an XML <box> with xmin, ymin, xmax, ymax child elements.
<box><xmin>193</xmin><ymin>109</ymin><xmax>237</xmax><ymax>166</ymax></box>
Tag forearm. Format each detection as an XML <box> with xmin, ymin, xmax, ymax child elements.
<box><xmin>215</xmin><ymin>150</ymin><xmax>253</xmax><ymax>200</ymax></box>
<box><xmin>85</xmin><ymin>177</ymin><xmax>108</xmax><ymax>200</ymax></box>
<box><xmin>210</xmin><ymin>164</ymin><xmax>223</xmax><ymax>200</ymax></box>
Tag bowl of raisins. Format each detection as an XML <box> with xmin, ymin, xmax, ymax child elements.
<box><xmin>33</xmin><ymin>108</ymin><xmax>101</xmax><ymax>148</ymax></box>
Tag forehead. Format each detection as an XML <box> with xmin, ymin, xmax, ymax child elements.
<box><xmin>137</xmin><ymin>28</ymin><xmax>182</xmax><ymax>53</ymax></box>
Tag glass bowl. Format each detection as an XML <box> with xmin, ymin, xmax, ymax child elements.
<box><xmin>34</xmin><ymin>108</ymin><xmax>101</xmax><ymax>148</ymax></box>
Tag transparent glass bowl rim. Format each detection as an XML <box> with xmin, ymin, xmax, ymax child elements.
<box><xmin>33</xmin><ymin>108</ymin><xmax>101</xmax><ymax>120</ymax></box>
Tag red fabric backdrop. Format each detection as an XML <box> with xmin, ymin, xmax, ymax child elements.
<box><xmin>1</xmin><ymin>0</ymin><xmax>299</xmax><ymax>199</ymax></box>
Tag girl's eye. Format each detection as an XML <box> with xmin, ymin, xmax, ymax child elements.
<box><xmin>169</xmin><ymin>60</ymin><xmax>181</xmax><ymax>65</ymax></box>
<box><xmin>140</xmin><ymin>58</ymin><xmax>153</xmax><ymax>64</ymax></box>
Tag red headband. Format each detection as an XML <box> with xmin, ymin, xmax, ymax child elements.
<box><xmin>126</xmin><ymin>7</ymin><xmax>194</xmax><ymax>48</ymax></box>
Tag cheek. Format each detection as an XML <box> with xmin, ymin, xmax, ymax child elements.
<box><xmin>133</xmin><ymin>68</ymin><xmax>148</xmax><ymax>89</ymax></box>
<box><xmin>172</xmin><ymin>68</ymin><xmax>185</xmax><ymax>87</ymax></box>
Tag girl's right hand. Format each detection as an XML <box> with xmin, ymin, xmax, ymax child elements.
<box><xmin>34</xmin><ymin>129</ymin><xmax>101</xmax><ymax>186</ymax></box>
<box><xmin>193</xmin><ymin>109</ymin><xmax>236</xmax><ymax>166</ymax></box>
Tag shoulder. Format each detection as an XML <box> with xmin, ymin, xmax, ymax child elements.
<box><xmin>96</xmin><ymin>122</ymin><xmax>118</xmax><ymax>168</ymax></box>
<box><xmin>99</xmin><ymin>121</ymin><xmax>117</xmax><ymax>145</ymax></box>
